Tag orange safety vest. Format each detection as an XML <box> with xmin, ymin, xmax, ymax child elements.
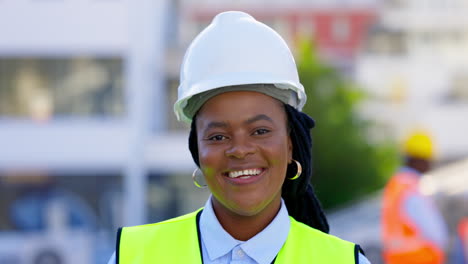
<box><xmin>458</xmin><ymin>218</ymin><xmax>468</xmax><ymax>263</ymax></box>
<box><xmin>381</xmin><ymin>171</ymin><xmax>444</xmax><ymax>264</ymax></box>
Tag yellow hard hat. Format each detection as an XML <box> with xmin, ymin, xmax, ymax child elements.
<box><xmin>403</xmin><ymin>131</ymin><xmax>434</xmax><ymax>160</ymax></box>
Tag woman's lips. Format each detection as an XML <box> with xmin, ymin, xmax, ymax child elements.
<box><xmin>227</xmin><ymin>168</ymin><xmax>263</xmax><ymax>178</ymax></box>
<box><xmin>223</xmin><ymin>168</ymin><xmax>266</xmax><ymax>185</ymax></box>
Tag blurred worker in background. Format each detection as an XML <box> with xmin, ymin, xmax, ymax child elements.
<box><xmin>381</xmin><ymin>131</ymin><xmax>448</xmax><ymax>264</ymax></box>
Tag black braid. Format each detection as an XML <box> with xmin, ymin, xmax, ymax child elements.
<box><xmin>188</xmin><ymin>104</ymin><xmax>329</xmax><ymax>233</ymax></box>
<box><xmin>189</xmin><ymin>119</ymin><xmax>200</xmax><ymax>166</ymax></box>
<box><xmin>282</xmin><ymin>104</ymin><xmax>329</xmax><ymax>233</ymax></box>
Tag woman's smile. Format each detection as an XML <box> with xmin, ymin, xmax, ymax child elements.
<box><xmin>223</xmin><ymin>167</ymin><xmax>266</xmax><ymax>184</ymax></box>
<box><xmin>226</xmin><ymin>168</ymin><xmax>263</xmax><ymax>178</ymax></box>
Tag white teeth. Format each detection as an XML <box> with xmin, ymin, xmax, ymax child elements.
<box><xmin>228</xmin><ymin>169</ymin><xmax>262</xmax><ymax>178</ymax></box>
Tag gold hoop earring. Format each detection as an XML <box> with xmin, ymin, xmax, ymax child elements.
<box><xmin>192</xmin><ymin>168</ymin><xmax>207</xmax><ymax>188</ymax></box>
<box><xmin>288</xmin><ymin>159</ymin><xmax>302</xmax><ymax>180</ymax></box>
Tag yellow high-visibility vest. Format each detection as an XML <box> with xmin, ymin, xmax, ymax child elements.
<box><xmin>117</xmin><ymin>209</ymin><xmax>359</xmax><ymax>263</ymax></box>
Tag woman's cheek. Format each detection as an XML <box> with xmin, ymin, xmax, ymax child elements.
<box><xmin>202</xmin><ymin>167</ymin><xmax>216</xmax><ymax>178</ymax></box>
<box><xmin>199</xmin><ymin>146</ymin><xmax>223</xmax><ymax>178</ymax></box>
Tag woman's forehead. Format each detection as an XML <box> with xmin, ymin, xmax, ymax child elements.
<box><xmin>215</xmin><ymin>89</ymin><xmax>281</xmax><ymax>102</ymax></box>
<box><xmin>196</xmin><ymin>91</ymin><xmax>286</xmax><ymax>124</ymax></box>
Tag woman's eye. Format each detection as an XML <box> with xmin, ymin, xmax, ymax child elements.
<box><xmin>253</xmin><ymin>128</ymin><xmax>270</xmax><ymax>135</ymax></box>
<box><xmin>208</xmin><ymin>135</ymin><xmax>227</xmax><ymax>141</ymax></box>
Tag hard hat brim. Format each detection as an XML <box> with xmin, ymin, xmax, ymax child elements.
<box><xmin>175</xmin><ymin>76</ymin><xmax>306</xmax><ymax>123</ymax></box>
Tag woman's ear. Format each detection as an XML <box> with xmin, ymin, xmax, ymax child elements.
<box><xmin>287</xmin><ymin>135</ymin><xmax>293</xmax><ymax>164</ymax></box>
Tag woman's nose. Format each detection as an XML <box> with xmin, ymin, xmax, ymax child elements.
<box><xmin>225</xmin><ymin>136</ymin><xmax>256</xmax><ymax>159</ymax></box>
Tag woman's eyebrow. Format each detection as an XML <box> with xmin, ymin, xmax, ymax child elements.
<box><xmin>203</xmin><ymin>114</ymin><xmax>273</xmax><ymax>133</ymax></box>
<box><xmin>245</xmin><ymin>114</ymin><xmax>274</xmax><ymax>125</ymax></box>
<box><xmin>205</xmin><ymin>121</ymin><xmax>228</xmax><ymax>130</ymax></box>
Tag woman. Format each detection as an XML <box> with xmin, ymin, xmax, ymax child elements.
<box><xmin>109</xmin><ymin>11</ymin><xmax>370</xmax><ymax>263</ymax></box>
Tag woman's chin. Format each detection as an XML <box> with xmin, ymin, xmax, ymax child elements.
<box><xmin>219</xmin><ymin>196</ymin><xmax>281</xmax><ymax>219</ymax></box>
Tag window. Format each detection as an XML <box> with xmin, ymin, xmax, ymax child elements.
<box><xmin>0</xmin><ymin>57</ymin><xmax>124</xmax><ymax>121</ymax></box>
<box><xmin>332</xmin><ymin>17</ymin><xmax>350</xmax><ymax>43</ymax></box>
<box><xmin>365</xmin><ymin>26</ymin><xmax>406</xmax><ymax>55</ymax></box>
<box><xmin>0</xmin><ymin>172</ymin><xmax>122</xmax><ymax>263</ymax></box>
<box><xmin>446</xmin><ymin>73</ymin><xmax>468</xmax><ymax>103</ymax></box>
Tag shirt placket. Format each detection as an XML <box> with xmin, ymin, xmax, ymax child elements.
<box><xmin>231</xmin><ymin>245</ymin><xmax>249</xmax><ymax>264</ymax></box>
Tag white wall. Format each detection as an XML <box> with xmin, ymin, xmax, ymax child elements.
<box><xmin>0</xmin><ymin>0</ymin><xmax>130</xmax><ymax>55</ymax></box>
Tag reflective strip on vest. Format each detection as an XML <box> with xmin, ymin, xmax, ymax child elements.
<box><xmin>459</xmin><ymin>218</ymin><xmax>468</xmax><ymax>262</ymax></box>
<box><xmin>117</xmin><ymin>208</ymin><xmax>357</xmax><ymax>263</ymax></box>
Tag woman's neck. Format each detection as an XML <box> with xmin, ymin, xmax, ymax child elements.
<box><xmin>211</xmin><ymin>197</ymin><xmax>282</xmax><ymax>241</ymax></box>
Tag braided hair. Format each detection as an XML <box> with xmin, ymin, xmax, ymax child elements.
<box><xmin>188</xmin><ymin>104</ymin><xmax>329</xmax><ymax>233</ymax></box>
<box><xmin>282</xmin><ymin>104</ymin><xmax>329</xmax><ymax>233</ymax></box>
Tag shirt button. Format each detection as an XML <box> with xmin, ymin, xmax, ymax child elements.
<box><xmin>236</xmin><ymin>249</ymin><xmax>244</xmax><ymax>257</ymax></box>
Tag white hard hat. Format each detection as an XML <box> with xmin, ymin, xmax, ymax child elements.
<box><xmin>174</xmin><ymin>11</ymin><xmax>306</xmax><ymax>123</ymax></box>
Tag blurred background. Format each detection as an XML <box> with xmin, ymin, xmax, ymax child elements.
<box><xmin>0</xmin><ymin>0</ymin><xmax>467</xmax><ymax>263</ymax></box>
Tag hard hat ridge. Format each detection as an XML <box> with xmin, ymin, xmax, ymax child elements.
<box><xmin>175</xmin><ymin>11</ymin><xmax>306</xmax><ymax>123</ymax></box>
<box><xmin>212</xmin><ymin>9</ymin><xmax>254</xmax><ymax>24</ymax></box>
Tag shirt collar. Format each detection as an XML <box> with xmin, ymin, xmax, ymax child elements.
<box><xmin>199</xmin><ymin>195</ymin><xmax>290</xmax><ymax>263</ymax></box>
<box><xmin>199</xmin><ymin>196</ymin><xmax>239</xmax><ymax>260</ymax></box>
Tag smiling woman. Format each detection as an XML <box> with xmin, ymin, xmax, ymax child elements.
<box><xmin>195</xmin><ymin>91</ymin><xmax>291</xmax><ymax>240</ymax></box>
<box><xmin>109</xmin><ymin>11</ymin><xmax>370</xmax><ymax>264</ymax></box>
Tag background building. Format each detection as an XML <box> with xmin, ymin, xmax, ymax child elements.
<box><xmin>0</xmin><ymin>1</ymin><xmax>203</xmax><ymax>262</ymax></box>
<box><xmin>356</xmin><ymin>0</ymin><xmax>468</xmax><ymax>162</ymax></box>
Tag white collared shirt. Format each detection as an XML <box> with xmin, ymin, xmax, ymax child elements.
<box><xmin>199</xmin><ymin>196</ymin><xmax>289</xmax><ymax>264</ymax></box>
